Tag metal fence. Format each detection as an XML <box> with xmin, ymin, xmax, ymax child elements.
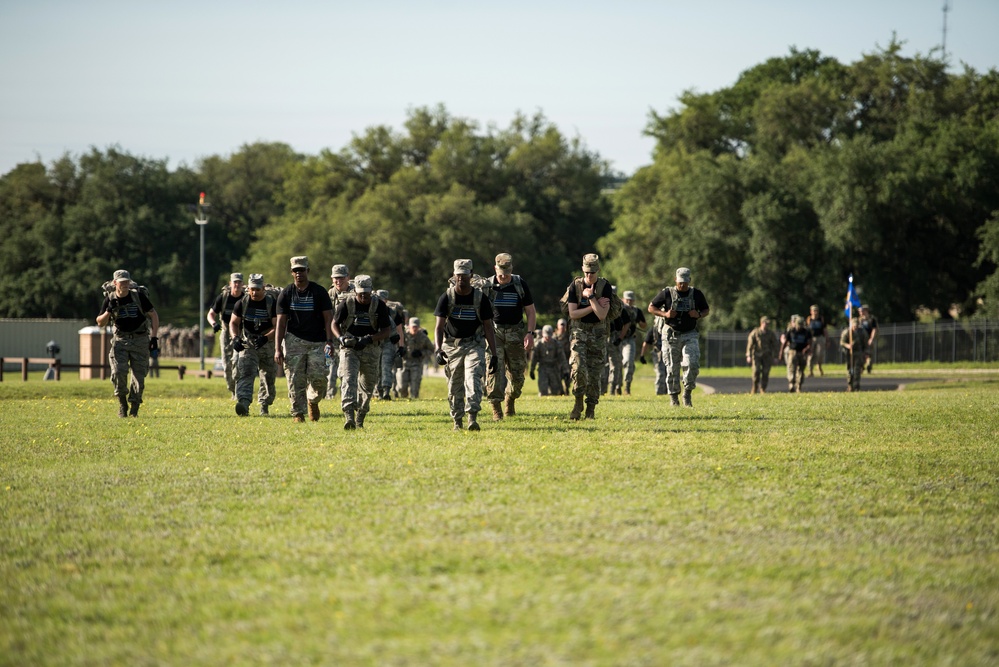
<box><xmin>704</xmin><ymin>319</ymin><xmax>998</xmax><ymax>368</ymax></box>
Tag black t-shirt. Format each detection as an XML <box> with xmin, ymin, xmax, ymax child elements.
<box><xmin>807</xmin><ymin>316</ymin><xmax>826</xmax><ymax>338</ymax></box>
<box><xmin>101</xmin><ymin>290</ymin><xmax>155</xmax><ymax>334</ymax></box>
<box><xmin>489</xmin><ymin>276</ymin><xmax>535</xmax><ymax>326</ymax></box>
<box><xmin>210</xmin><ymin>291</ymin><xmax>244</xmax><ymax>324</ymax></box>
<box><xmin>650</xmin><ymin>287</ymin><xmax>709</xmax><ymax>333</ymax></box>
<box><xmin>277</xmin><ymin>282</ymin><xmax>333</xmax><ymax>342</ymax></box>
<box><xmin>334</xmin><ymin>297</ymin><xmax>393</xmax><ymax>337</ymax></box>
<box><xmin>567</xmin><ymin>278</ymin><xmax>614</xmax><ymax>324</ymax></box>
<box><xmin>232</xmin><ymin>295</ymin><xmax>276</xmax><ymax>337</ymax></box>
<box><xmin>434</xmin><ymin>289</ymin><xmax>493</xmax><ymax>339</ymax></box>
<box><xmin>644</xmin><ymin>326</ymin><xmax>660</xmax><ymax>346</ymax></box>
<box><xmin>626</xmin><ymin>307</ymin><xmax>647</xmax><ymax>339</ymax></box>
<box><xmin>786</xmin><ymin>326</ymin><xmax>813</xmax><ymax>352</ymax></box>
<box><xmin>860</xmin><ymin>315</ymin><xmax>878</xmax><ymax>337</ymax></box>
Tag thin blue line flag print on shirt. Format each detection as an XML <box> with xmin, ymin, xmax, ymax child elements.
<box><xmin>844</xmin><ymin>274</ymin><xmax>861</xmax><ymax>317</ymax></box>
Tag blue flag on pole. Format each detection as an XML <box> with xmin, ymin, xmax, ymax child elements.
<box><xmin>844</xmin><ymin>274</ymin><xmax>861</xmax><ymax>317</ymax></box>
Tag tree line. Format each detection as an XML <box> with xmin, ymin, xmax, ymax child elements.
<box><xmin>1</xmin><ymin>41</ymin><xmax>997</xmax><ymax>328</ymax></box>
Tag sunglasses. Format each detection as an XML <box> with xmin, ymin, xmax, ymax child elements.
<box><xmin>291</xmin><ymin>268</ymin><xmax>307</xmax><ymax>273</ymax></box>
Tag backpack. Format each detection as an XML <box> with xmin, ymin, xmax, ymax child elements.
<box><xmin>558</xmin><ymin>276</ymin><xmax>623</xmax><ymax>322</ymax></box>
<box><xmin>101</xmin><ymin>280</ymin><xmax>152</xmax><ymax>328</ymax></box>
<box><xmin>342</xmin><ymin>293</ymin><xmax>382</xmax><ymax>332</ymax></box>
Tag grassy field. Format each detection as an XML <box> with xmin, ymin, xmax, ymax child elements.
<box><xmin>1</xmin><ymin>368</ymin><xmax>998</xmax><ymax>666</ymax></box>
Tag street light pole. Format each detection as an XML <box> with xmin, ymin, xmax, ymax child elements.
<box><xmin>195</xmin><ymin>192</ymin><xmax>210</xmax><ymax>371</ymax></box>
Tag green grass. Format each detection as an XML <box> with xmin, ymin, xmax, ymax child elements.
<box><xmin>2</xmin><ymin>370</ymin><xmax>998</xmax><ymax>665</ymax></box>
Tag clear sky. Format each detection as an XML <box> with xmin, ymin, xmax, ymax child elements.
<box><xmin>1</xmin><ymin>0</ymin><xmax>997</xmax><ymax>177</ymax></box>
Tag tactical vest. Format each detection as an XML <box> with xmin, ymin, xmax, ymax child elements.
<box><xmin>343</xmin><ymin>294</ymin><xmax>382</xmax><ymax>332</ymax></box>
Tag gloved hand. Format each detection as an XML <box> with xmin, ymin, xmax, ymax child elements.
<box><xmin>412</xmin><ymin>350</ymin><xmax>423</xmax><ymax>359</ymax></box>
<box><xmin>530</xmin><ymin>369</ymin><xmax>536</xmax><ymax>380</ymax></box>
<box><xmin>396</xmin><ymin>346</ymin><xmax>406</xmax><ymax>359</ymax></box>
<box><xmin>232</xmin><ymin>338</ymin><xmax>245</xmax><ymax>352</ymax></box>
<box><xmin>612</xmin><ymin>337</ymin><xmax>621</xmax><ymax>346</ymax></box>
<box><xmin>149</xmin><ymin>337</ymin><xmax>159</xmax><ymax>352</ymax></box>
<box><xmin>212</xmin><ymin>322</ymin><xmax>222</xmax><ymax>333</ymax></box>
<box><xmin>340</xmin><ymin>334</ymin><xmax>357</xmax><ymax>348</ymax></box>
<box><xmin>108</xmin><ymin>297</ymin><xmax>120</xmax><ymax>312</ymax></box>
<box><xmin>389</xmin><ymin>332</ymin><xmax>401</xmax><ymax>345</ymax></box>
<box><xmin>488</xmin><ymin>355</ymin><xmax>498</xmax><ymax>374</ymax></box>
<box><xmin>562</xmin><ymin>372</ymin><xmax>570</xmax><ymax>383</ymax></box>
<box><xmin>355</xmin><ymin>334</ymin><xmax>372</xmax><ymax>351</ymax></box>
<box><xmin>435</xmin><ymin>349</ymin><xmax>447</xmax><ymax>366</ymax></box>
<box><xmin>639</xmin><ymin>355</ymin><xmax>647</xmax><ymax>365</ymax></box>
<box><xmin>253</xmin><ymin>335</ymin><xmax>268</xmax><ymax>349</ymax></box>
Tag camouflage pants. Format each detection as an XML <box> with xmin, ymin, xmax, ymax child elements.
<box><xmin>220</xmin><ymin>327</ymin><xmax>235</xmax><ymax>394</ymax></box>
<box><xmin>621</xmin><ymin>338</ymin><xmax>638</xmax><ymax>387</ymax></box>
<box><xmin>785</xmin><ymin>349</ymin><xmax>807</xmax><ymax>391</ymax></box>
<box><xmin>110</xmin><ymin>331</ymin><xmax>149</xmax><ymax>405</ymax></box>
<box><xmin>339</xmin><ymin>344</ymin><xmax>380</xmax><ymax>417</ymax></box>
<box><xmin>442</xmin><ymin>336</ymin><xmax>485</xmax><ymax>421</ymax></box>
<box><xmin>396</xmin><ymin>361</ymin><xmax>425</xmax><ymax>399</ymax></box>
<box><xmin>486</xmin><ymin>323</ymin><xmax>528</xmax><ymax>404</ymax></box>
<box><xmin>282</xmin><ymin>333</ymin><xmax>328</xmax><ymax>418</ymax></box>
<box><xmin>325</xmin><ymin>339</ymin><xmax>340</xmax><ymax>399</ymax></box>
<box><xmin>750</xmin><ymin>357</ymin><xmax>773</xmax><ymax>391</ymax></box>
<box><xmin>652</xmin><ymin>347</ymin><xmax>667</xmax><ymax>395</ymax></box>
<box><xmin>379</xmin><ymin>341</ymin><xmax>397</xmax><ymax>392</ymax></box>
<box><xmin>807</xmin><ymin>337</ymin><xmax>826</xmax><ymax>374</ymax></box>
<box><xmin>662</xmin><ymin>328</ymin><xmax>700</xmax><ymax>395</ymax></box>
<box><xmin>607</xmin><ymin>339</ymin><xmax>625</xmax><ymax>393</ymax></box>
<box><xmin>235</xmin><ymin>341</ymin><xmax>277</xmax><ymax>407</ymax></box>
<box><xmin>570</xmin><ymin>322</ymin><xmax>607</xmax><ymax>405</ymax></box>
<box><xmin>537</xmin><ymin>364</ymin><xmax>561</xmax><ymax>396</ymax></box>
<box><xmin>846</xmin><ymin>356</ymin><xmax>864</xmax><ymax>391</ymax></box>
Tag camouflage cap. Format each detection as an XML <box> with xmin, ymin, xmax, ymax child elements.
<box><xmin>248</xmin><ymin>273</ymin><xmax>265</xmax><ymax>288</ymax></box>
<box><xmin>557</xmin><ymin>318</ymin><xmax>567</xmax><ymax>326</ymax></box>
<box><xmin>354</xmin><ymin>275</ymin><xmax>373</xmax><ymax>293</ymax></box>
<box><xmin>582</xmin><ymin>253</ymin><xmax>600</xmax><ymax>272</ymax></box>
<box><xmin>453</xmin><ymin>259</ymin><xmax>472</xmax><ymax>275</ymax></box>
<box><xmin>792</xmin><ymin>314</ymin><xmax>803</xmax><ymax>326</ymax></box>
<box><xmin>622</xmin><ymin>290</ymin><xmax>635</xmax><ymax>301</ymax></box>
<box><xmin>230</xmin><ymin>273</ymin><xmax>244</xmax><ymax>283</ymax></box>
<box><xmin>542</xmin><ymin>324</ymin><xmax>553</xmax><ymax>334</ymax></box>
<box><xmin>408</xmin><ymin>317</ymin><xmax>420</xmax><ymax>327</ymax></box>
<box><xmin>113</xmin><ymin>269</ymin><xmax>131</xmax><ymax>282</ymax></box>
<box><xmin>495</xmin><ymin>253</ymin><xmax>513</xmax><ymax>273</ymax></box>
<box><xmin>376</xmin><ymin>289</ymin><xmax>390</xmax><ymax>300</ymax></box>
<box><xmin>290</xmin><ymin>256</ymin><xmax>309</xmax><ymax>270</ymax></box>
<box><xmin>760</xmin><ymin>316</ymin><xmax>770</xmax><ymax>324</ymax></box>
<box><xmin>676</xmin><ymin>267</ymin><xmax>692</xmax><ymax>282</ymax></box>
<box><xmin>810</xmin><ymin>304</ymin><xmax>819</xmax><ymax>311</ymax></box>
<box><xmin>331</xmin><ymin>264</ymin><xmax>349</xmax><ymax>278</ymax></box>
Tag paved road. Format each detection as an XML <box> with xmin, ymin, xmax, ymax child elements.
<box><xmin>698</xmin><ymin>373</ymin><xmax>928</xmax><ymax>395</ymax></box>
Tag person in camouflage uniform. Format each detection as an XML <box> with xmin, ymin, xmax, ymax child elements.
<box><xmin>332</xmin><ymin>275</ymin><xmax>393</xmax><ymax>429</ymax></box>
<box><xmin>620</xmin><ymin>290</ymin><xmax>646</xmax><ymax>395</ymax></box>
<box><xmin>375</xmin><ymin>289</ymin><xmax>406</xmax><ymax>400</ymax></box>
<box><xmin>229</xmin><ymin>273</ymin><xmax>278</xmax><ymax>416</ymax></box>
<box><xmin>207</xmin><ymin>273</ymin><xmax>245</xmax><ymax>399</ymax></box>
<box><xmin>530</xmin><ymin>324</ymin><xmax>569</xmax><ymax>396</ymax></box>
<box><xmin>745</xmin><ymin>315</ymin><xmax>781</xmax><ymax>394</ymax></box>
<box><xmin>805</xmin><ymin>305</ymin><xmax>829</xmax><ymax>377</ymax></box>
<box><xmin>554</xmin><ymin>317</ymin><xmax>571</xmax><ymax>394</ymax></box>
<box><xmin>325</xmin><ymin>264</ymin><xmax>352</xmax><ymax>399</ymax></box>
<box><xmin>640</xmin><ymin>325</ymin><xmax>667</xmax><ymax>395</ymax></box>
<box><xmin>274</xmin><ymin>256</ymin><xmax>335</xmax><ymax>423</ymax></box>
<box><xmin>96</xmin><ymin>269</ymin><xmax>160</xmax><ymax>418</ymax></box>
<box><xmin>840</xmin><ymin>317</ymin><xmax>870</xmax><ymax>392</ymax></box>
<box><xmin>648</xmin><ymin>267</ymin><xmax>710</xmax><ymax>407</ymax></box>
<box><xmin>566</xmin><ymin>253</ymin><xmax>614</xmax><ymax>420</ymax></box>
<box><xmin>434</xmin><ymin>259</ymin><xmax>498</xmax><ymax>431</ymax></box>
<box><xmin>859</xmin><ymin>305</ymin><xmax>879</xmax><ymax>373</ymax></box>
<box><xmin>397</xmin><ymin>317</ymin><xmax>435</xmax><ymax>398</ymax></box>
<box><xmin>779</xmin><ymin>315</ymin><xmax>813</xmax><ymax>393</ymax></box>
<box><xmin>485</xmin><ymin>253</ymin><xmax>537</xmax><ymax>420</ymax></box>
<box><xmin>604</xmin><ymin>287</ymin><xmax>631</xmax><ymax>396</ymax></box>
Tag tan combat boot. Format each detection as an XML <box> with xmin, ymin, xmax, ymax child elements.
<box><xmin>491</xmin><ymin>401</ymin><xmax>504</xmax><ymax>421</ymax></box>
<box><xmin>504</xmin><ymin>396</ymin><xmax>515</xmax><ymax>416</ymax></box>
<box><xmin>584</xmin><ymin>403</ymin><xmax>595</xmax><ymax>419</ymax></box>
<box><xmin>569</xmin><ymin>395</ymin><xmax>584</xmax><ymax>421</ymax></box>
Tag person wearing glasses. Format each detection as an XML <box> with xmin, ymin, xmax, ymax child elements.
<box><xmin>274</xmin><ymin>256</ymin><xmax>335</xmax><ymax>423</ymax></box>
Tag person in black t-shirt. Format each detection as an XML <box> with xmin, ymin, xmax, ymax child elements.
<box><xmin>779</xmin><ymin>314</ymin><xmax>813</xmax><ymax>393</ymax></box>
<box><xmin>648</xmin><ymin>267</ymin><xmax>710</xmax><ymax>407</ymax></box>
<box><xmin>229</xmin><ymin>273</ymin><xmax>278</xmax><ymax>416</ymax></box>
<box><xmin>434</xmin><ymin>259</ymin><xmax>498</xmax><ymax>431</ymax></box>
<box><xmin>274</xmin><ymin>256</ymin><xmax>334</xmax><ymax>422</ymax></box>
<box><xmin>484</xmin><ymin>252</ymin><xmax>537</xmax><ymax>420</ymax></box>
<box><xmin>207</xmin><ymin>272</ymin><xmax>245</xmax><ymax>399</ymax></box>
<box><xmin>566</xmin><ymin>253</ymin><xmax>614</xmax><ymax>420</ymax></box>
<box><xmin>96</xmin><ymin>269</ymin><xmax>159</xmax><ymax>418</ymax></box>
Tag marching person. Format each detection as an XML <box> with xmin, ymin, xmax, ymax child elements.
<box><xmin>530</xmin><ymin>324</ymin><xmax>569</xmax><ymax>396</ymax></box>
<box><xmin>566</xmin><ymin>253</ymin><xmax>614</xmax><ymax>420</ymax></box>
<box><xmin>840</xmin><ymin>317</ymin><xmax>870</xmax><ymax>392</ymax></box>
<box><xmin>620</xmin><ymin>290</ymin><xmax>646</xmax><ymax>395</ymax></box>
<box><xmin>648</xmin><ymin>267</ymin><xmax>710</xmax><ymax>407</ymax></box>
<box><xmin>554</xmin><ymin>317</ymin><xmax>571</xmax><ymax>394</ymax></box>
<box><xmin>746</xmin><ymin>316</ymin><xmax>781</xmax><ymax>394</ymax></box>
<box><xmin>375</xmin><ymin>288</ymin><xmax>406</xmax><ymax>400</ymax></box>
<box><xmin>274</xmin><ymin>256</ymin><xmax>335</xmax><ymax>423</ymax></box>
<box><xmin>779</xmin><ymin>315</ymin><xmax>813</xmax><ymax>393</ymax></box>
<box><xmin>434</xmin><ymin>258</ymin><xmax>498</xmax><ymax>431</ymax></box>
<box><xmin>207</xmin><ymin>273</ymin><xmax>245</xmax><ymax>400</ymax></box>
<box><xmin>485</xmin><ymin>252</ymin><xmax>537</xmax><ymax>420</ymax></box>
<box><xmin>859</xmin><ymin>304</ymin><xmax>879</xmax><ymax>373</ymax></box>
<box><xmin>332</xmin><ymin>275</ymin><xmax>393</xmax><ymax>429</ymax></box>
<box><xmin>397</xmin><ymin>317</ymin><xmax>435</xmax><ymax>399</ymax></box>
<box><xmin>805</xmin><ymin>305</ymin><xmax>829</xmax><ymax>377</ymax></box>
<box><xmin>325</xmin><ymin>264</ymin><xmax>352</xmax><ymax>399</ymax></box>
<box><xmin>96</xmin><ymin>269</ymin><xmax>160</xmax><ymax>418</ymax></box>
<box><xmin>640</xmin><ymin>325</ymin><xmax>667</xmax><ymax>395</ymax></box>
<box><xmin>229</xmin><ymin>273</ymin><xmax>278</xmax><ymax>416</ymax></box>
